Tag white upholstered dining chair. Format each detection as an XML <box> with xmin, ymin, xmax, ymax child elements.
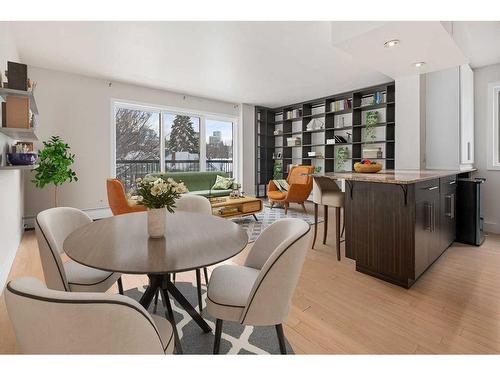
<box><xmin>5</xmin><ymin>277</ymin><xmax>174</xmax><ymax>354</ymax></box>
<box><xmin>153</xmin><ymin>194</ymin><xmax>213</xmax><ymax>314</ymax></box>
<box><xmin>35</xmin><ymin>207</ymin><xmax>122</xmax><ymax>293</ymax></box>
<box><xmin>206</xmin><ymin>218</ymin><xmax>311</xmax><ymax>354</ymax></box>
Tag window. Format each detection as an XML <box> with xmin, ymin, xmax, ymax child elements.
<box><xmin>206</xmin><ymin>119</ymin><xmax>233</xmax><ymax>175</ymax></box>
<box><xmin>113</xmin><ymin>102</ymin><xmax>236</xmax><ymax>192</ymax></box>
<box><xmin>164</xmin><ymin>113</ymin><xmax>200</xmax><ymax>172</ymax></box>
<box><xmin>487</xmin><ymin>82</ymin><xmax>500</xmax><ymax>170</ymax></box>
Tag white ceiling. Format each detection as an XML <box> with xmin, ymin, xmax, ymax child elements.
<box><xmin>332</xmin><ymin>22</ymin><xmax>468</xmax><ymax>78</ymax></box>
<box><xmin>7</xmin><ymin>22</ymin><xmax>500</xmax><ymax>108</ymax></box>
<box><xmin>451</xmin><ymin>21</ymin><xmax>500</xmax><ymax>68</ymax></box>
<box><xmin>7</xmin><ymin>21</ymin><xmax>390</xmax><ymax>108</ymax></box>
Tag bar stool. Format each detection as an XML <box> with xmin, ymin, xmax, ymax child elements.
<box><xmin>312</xmin><ymin>177</ymin><xmax>345</xmax><ymax>261</ymax></box>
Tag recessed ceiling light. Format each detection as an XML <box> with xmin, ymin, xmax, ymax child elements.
<box><xmin>414</xmin><ymin>62</ymin><xmax>426</xmax><ymax>68</ymax></box>
<box><xmin>384</xmin><ymin>39</ymin><xmax>400</xmax><ymax>48</ymax></box>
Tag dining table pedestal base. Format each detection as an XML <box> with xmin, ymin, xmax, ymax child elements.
<box><xmin>139</xmin><ymin>274</ymin><xmax>212</xmax><ymax>354</ymax></box>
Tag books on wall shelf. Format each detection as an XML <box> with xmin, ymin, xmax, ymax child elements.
<box><xmin>360</xmin><ymin>91</ymin><xmax>387</xmax><ymax>107</ymax></box>
<box><xmin>330</xmin><ymin>99</ymin><xmax>352</xmax><ymax>112</ymax></box>
<box><xmin>285</xmin><ymin>108</ymin><xmax>302</xmax><ymax>120</ymax></box>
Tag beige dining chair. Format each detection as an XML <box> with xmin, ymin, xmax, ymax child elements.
<box><xmin>206</xmin><ymin>218</ymin><xmax>311</xmax><ymax>354</ymax></box>
<box><xmin>153</xmin><ymin>194</ymin><xmax>213</xmax><ymax>315</ymax></box>
<box><xmin>35</xmin><ymin>207</ymin><xmax>123</xmax><ymax>293</ymax></box>
<box><xmin>5</xmin><ymin>277</ymin><xmax>174</xmax><ymax>354</ymax></box>
<box><xmin>312</xmin><ymin>177</ymin><xmax>345</xmax><ymax>261</ymax></box>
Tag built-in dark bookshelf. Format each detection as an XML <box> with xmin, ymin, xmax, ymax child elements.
<box><xmin>255</xmin><ymin>82</ymin><xmax>395</xmax><ymax>197</ymax></box>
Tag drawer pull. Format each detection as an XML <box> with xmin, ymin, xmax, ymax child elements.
<box><xmin>426</xmin><ymin>186</ymin><xmax>439</xmax><ymax>191</ymax></box>
<box><xmin>449</xmin><ymin>180</ymin><xmax>456</xmax><ymax>185</ymax></box>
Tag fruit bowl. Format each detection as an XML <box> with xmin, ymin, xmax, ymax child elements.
<box><xmin>354</xmin><ymin>161</ymin><xmax>382</xmax><ymax>173</ymax></box>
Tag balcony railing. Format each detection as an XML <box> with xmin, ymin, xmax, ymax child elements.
<box><xmin>116</xmin><ymin>159</ymin><xmax>233</xmax><ymax>191</ymax></box>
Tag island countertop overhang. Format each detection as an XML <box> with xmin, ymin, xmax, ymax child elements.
<box><xmin>313</xmin><ymin>169</ymin><xmax>476</xmax><ymax>185</ymax></box>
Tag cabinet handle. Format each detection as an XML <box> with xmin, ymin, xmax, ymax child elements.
<box><xmin>467</xmin><ymin>142</ymin><xmax>471</xmax><ymax>160</ymax></box>
<box><xmin>450</xmin><ymin>193</ymin><xmax>455</xmax><ymax>219</ymax></box>
<box><xmin>424</xmin><ymin>203</ymin><xmax>434</xmax><ymax>232</ymax></box>
<box><xmin>426</xmin><ymin>186</ymin><xmax>439</xmax><ymax>191</ymax></box>
<box><xmin>449</xmin><ymin>180</ymin><xmax>456</xmax><ymax>185</ymax></box>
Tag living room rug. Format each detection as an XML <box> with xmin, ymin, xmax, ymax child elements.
<box><xmin>125</xmin><ymin>282</ymin><xmax>294</xmax><ymax>354</ymax></box>
<box><xmin>232</xmin><ymin>204</ymin><xmax>323</xmax><ymax>242</ymax></box>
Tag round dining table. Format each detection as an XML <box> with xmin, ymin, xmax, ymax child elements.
<box><xmin>63</xmin><ymin>210</ymin><xmax>249</xmax><ymax>353</ymax></box>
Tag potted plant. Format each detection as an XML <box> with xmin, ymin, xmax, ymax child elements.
<box><xmin>32</xmin><ymin>136</ymin><xmax>78</xmax><ymax>207</ymax></box>
<box><xmin>335</xmin><ymin>146</ymin><xmax>349</xmax><ymax>171</ymax></box>
<box><xmin>135</xmin><ymin>176</ymin><xmax>187</xmax><ymax>238</ymax></box>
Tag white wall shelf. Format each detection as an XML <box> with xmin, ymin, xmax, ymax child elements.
<box><xmin>0</xmin><ymin>87</ymin><xmax>38</xmax><ymax>114</ymax></box>
<box><xmin>0</xmin><ymin>164</ymin><xmax>38</xmax><ymax>170</ymax></box>
<box><xmin>0</xmin><ymin>127</ymin><xmax>38</xmax><ymax>141</ymax></box>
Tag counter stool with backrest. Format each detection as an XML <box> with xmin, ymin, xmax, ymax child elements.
<box><xmin>312</xmin><ymin>177</ymin><xmax>345</xmax><ymax>261</ymax></box>
<box><xmin>35</xmin><ymin>207</ymin><xmax>123</xmax><ymax>293</ymax></box>
<box><xmin>206</xmin><ymin>218</ymin><xmax>311</xmax><ymax>354</ymax></box>
<box><xmin>5</xmin><ymin>277</ymin><xmax>174</xmax><ymax>354</ymax></box>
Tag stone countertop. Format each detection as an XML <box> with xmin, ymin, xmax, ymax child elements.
<box><xmin>313</xmin><ymin>169</ymin><xmax>476</xmax><ymax>185</ymax></box>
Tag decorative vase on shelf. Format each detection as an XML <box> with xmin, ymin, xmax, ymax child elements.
<box><xmin>147</xmin><ymin>208</ymin><xmax>166</xmax><ymax>239</ymax></box>
<box><xmin>135</xmin><ymin>175</ymin><xmax>188</xmax><ymax>239</ymax></box>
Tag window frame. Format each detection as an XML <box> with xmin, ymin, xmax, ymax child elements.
<box><xmin>487</xmin><ymin>82</ymin><xmax>500</xmax><ymax>170</ymax></box>
<box><xmin>110</xmin><ymin>99</ymin><xmax>239</xmax><ymax>180</ymax></box>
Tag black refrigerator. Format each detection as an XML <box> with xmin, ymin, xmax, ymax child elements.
<box><xmin>456</xmin><ymin>178</ymin><xmax>486</xmax><ymax>246</ymax></box>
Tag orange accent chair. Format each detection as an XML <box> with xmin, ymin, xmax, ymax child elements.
<box><xmin>106</xmin><ymin>178</ymin><xmax>146</xmax><ymax>216</ymax></box>
<box><xmin>267</xmin><ymin>165</ymin><xmax>314</xmax><ymax>214</ymax></box>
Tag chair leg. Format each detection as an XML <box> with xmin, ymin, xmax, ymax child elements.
<box><xmin>312</xmin><ymin>203</ymin><xmax>318</xmax><ymax>249</ymax></box>
<box><xmin>270</xmin><ymin>201</ymin><xmax>275</xmax><ymax>209</ymax></box>
<box><xmin>203</xmin><ymin>267</ymin><xmax>209</xmax><ymax>285</ymax></box>
<box><xmin>341</xmin><ymin>206</ymin><xmax>345</xmax><ymax>238</ymax></box>
<box><xmin>153</xmin><ymin>289</ymin><xmax>159</xmax><ymax>314</ymax></box>
<box><xmin>275</xmin><ymin>324</ymin><xmax>287</xmax><ymax>354</ymax></box>
<box><xmin>117</xmin><ymin>277</ymin><xmax>124</xmax><ymax>295</ymax></box>
<box><xmin>196</xmin><ymin>269</ymin><xmax>203</xmax><ymax>314</ymax></box>
<box><xmin>213</xmin><ymin>319</ymin><xmax>223</xmax><ymax>354</ymax></box>
<box><xmin>172</xmin><ymin>273</ymin><xmax>176</xmax><ymax>284</ymax></box>
<box><xmin>284</xmin><ymin>202</ymin><xmax>289</xmax><ymax>215</ymax></box>
<box><xmin>335</xmin><ymin>207</ymin><xmax>341</xmax><ymax>261</ymax></box>
<box><xmin>300</xmin><ymin>202</ymin><xmax>306</xmax><ymax>213</ymax></box>
<box><xmin>323</xmin><ymin>205</ymin><xmax>328</xmax><ymax>245</ymax></box>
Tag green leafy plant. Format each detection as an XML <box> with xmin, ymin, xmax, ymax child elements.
<box><xmin>365</xmin><ymin>111</ymin><xmax>378</xmax><ymax>142</ymax></box>
<box><xmin>273</xmin><ymin>161</ymin><xmax>283</xmax><ymax>179</ymax></box>
<box><xmin>335</xmin><ymin>146</ymin><xmax>349</xmax><ymax>171</ymax></box>
<box><xmin>32</xmin><ymin>136</ymin><xmax>78</xmax><ymax>207</ymax></box>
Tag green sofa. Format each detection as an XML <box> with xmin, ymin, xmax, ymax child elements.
<box><xmin>148</xmin><ymin>171</ymin><xmax>233</xmax><ymax>197</ymax></box>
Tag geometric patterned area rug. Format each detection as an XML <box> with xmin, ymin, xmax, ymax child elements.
<box><xmin>125</xmin><ymin>281</ymin><xmax>294</xmax><ymax>354</ymax></box>
<box><xmin>232</xmin><ymin>205</ymin><xmax>323</xmax><ymax>242</ymax></box>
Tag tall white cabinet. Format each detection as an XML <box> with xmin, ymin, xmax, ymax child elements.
<box><xmin>425</xmin><ymin>64</ymin><xmax>474</xmax><ymax>170</ymax></box>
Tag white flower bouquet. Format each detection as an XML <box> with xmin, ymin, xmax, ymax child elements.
<box><xmin>136</xmin><ymin>176</ymin><xmax>187</xmax><ymax>213</ymax></box>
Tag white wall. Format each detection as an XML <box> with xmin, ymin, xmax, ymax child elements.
<box><xmin>0</xmin><ymin>23</ymin><xmax>24</xmax><ymax>289</ymax></box>
<box><xmin>23</xmin><ymin>67</ymin><xmax>241</xmax><ymax>220</ymax></box>
<box><xmin>395</xmin><ymin>75</ymin><xmax>426</xmax><ymax>170</ymax></box>
<box><xmin>473</xmin><ymin>63</ymin><xmax>500</xmax><ymax>234</ymax></box>
<box><xmin>240</xmin><ymin>104</ymin><xmax>255</xmax><ymax>195</ymax></box>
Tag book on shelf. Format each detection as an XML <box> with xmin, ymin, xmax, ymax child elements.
<box><xmin>285</xmin><ymin>108</ymin><xmax>302</xmax><ymax>120</ymax></box>
<box><xmin>330</xmin><ymin>99</ymin><xmax>352</xmax><ymax>112</ymax></box>
<box><xmin>360</xmin><ymin>91</ymin><xmax>387</xmax><ymax>107</ymax></box>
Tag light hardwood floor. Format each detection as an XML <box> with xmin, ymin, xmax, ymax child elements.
<box><xmin>2</xmin><ymin>202</ymin><xmax>500</xmax><ymax>354</ymax></box>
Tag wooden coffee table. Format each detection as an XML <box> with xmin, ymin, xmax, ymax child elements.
<box><xmin>210</xmin><ymin>196</ymin><xmax>263</xmax><ymax>220</ymax></box>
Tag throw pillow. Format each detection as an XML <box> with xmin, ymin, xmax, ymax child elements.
<box><xmin>212</xmin><ymin>175</ymin><xmax>235</xmax><ymax>190</ymax></box>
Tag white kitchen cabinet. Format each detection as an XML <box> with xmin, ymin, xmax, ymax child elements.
<box><xmin>425</xmin><ymin>64</ymin><xmax>474</xmax><ymax>170</ymax></box>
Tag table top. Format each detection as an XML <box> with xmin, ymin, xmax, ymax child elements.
<box><xmin>313</xmin><ymin>168</ymin><xmax>475</xmax><ymax>185</ymax></box>
<box><xmin>63</xmin><ymin>211</ymin><xmax>249</xmax><ymax>275</ymax></box>
<box><xmin>210</xmin><ymin>195</ymin><xmax>261</xmax><ymax>208</ymax></box>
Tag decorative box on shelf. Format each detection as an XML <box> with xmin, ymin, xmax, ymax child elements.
<box><xmin>287</xmin><ymin>137</ymin><xmax>301</xmax><ymax>147</ymax></box>
<box><xmin>362</xmin><ymin>147</ymin><xmax>383</xmax><ymax>159</ymax></box>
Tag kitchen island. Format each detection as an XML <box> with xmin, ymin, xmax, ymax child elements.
<box><xmin>315</xmin><ymin>169</ymin><xmax>474</xmax><ymax>288</ymax></box>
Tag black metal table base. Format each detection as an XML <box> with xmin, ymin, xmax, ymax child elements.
<box><xmin>139</xmin><ymin>274</ymin><xmax>212</xmax><ymax>354</ymax></box>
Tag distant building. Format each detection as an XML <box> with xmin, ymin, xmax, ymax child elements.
<box><xmin>209</xmin><ymin>130</ymin><xmax>222</xmax><ymax>145</ymax></box>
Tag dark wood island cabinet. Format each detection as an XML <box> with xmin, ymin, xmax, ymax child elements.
<box><xmin>316</xmin><ymin>170</ymin><xmax>470</xmax><ymax>288</ymax></box>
